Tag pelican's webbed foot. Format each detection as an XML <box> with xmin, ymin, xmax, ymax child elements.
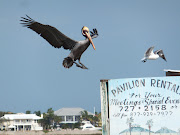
<box><xmin>78</xmin><ymin>60</ymin><xmax>88</xmax><ymax>69</ymax></box>
<box><xmin>73</xmin><ymin>61</ymin><xmax>88</xmax><ymax>69</ymax></box>
<box><xmin>80</xmin><ymin>64</ymin><xmax>88</xmax><ymax>69</ymax></box>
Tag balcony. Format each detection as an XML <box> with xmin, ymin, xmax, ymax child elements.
<box><xmin>14</xmin><ymin>120</ymin><xmax>33</xmax><ymax>125</ymax></box>
<box><xmin>60</xmin><ymin>115</ymin><xmax>81</xmax><ymax>124</ymax></box>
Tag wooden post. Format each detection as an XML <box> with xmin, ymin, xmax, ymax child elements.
<box><xmin>100</xmin><ymin>80</ymin><xmax>110</xmax><ymax>135</ymax></box>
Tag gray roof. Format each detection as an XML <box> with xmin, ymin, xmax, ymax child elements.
<box><xmin>54</xmin><ymin>107</ymin><xmax>94</xmax><ymax>116</ymax></box>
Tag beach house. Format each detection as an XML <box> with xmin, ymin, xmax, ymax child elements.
<box><xmin>54</xmin><ymin>107</ymin><xmax>94</xmax><ymax>124</ymax></box>
<box><xmin>0</xmin><ymin>113</ymin><xmax>43</xmax><ymax>131</ymax></box>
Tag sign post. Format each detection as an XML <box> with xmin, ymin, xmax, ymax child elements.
<box><xmin>100</xmin><ymin>80</ymin><xmax>110</xmax><ymax>135</ymax></box>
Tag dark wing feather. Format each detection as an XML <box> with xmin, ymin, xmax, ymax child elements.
<box><xmin>20</xmin><ymin>15</ymin><xmax>78</xmax><ymax>50</ymax></box>
<box><xmin>154</xmin><ymin>49</ymin><xmax>161</xmax><ymax>54</ymax></box>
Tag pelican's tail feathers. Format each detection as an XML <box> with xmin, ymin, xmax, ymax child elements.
<box><xmin>63</xmin><ymin>57</ymin><xmax>74</xmax><ymax>68</ymax></box>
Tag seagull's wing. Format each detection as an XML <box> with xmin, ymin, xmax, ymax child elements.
<box><xmin>145</xmin><ymin>46</ymin><xmax>154</xmax><ymax>57</ymax></box>
<box><xmin>20</xmin><ymin>15</ymin><xmax>78</xmax><ymax>50</ymax></box>
<box><xmin>155</xmin><ymin>49</ymin><xmax>167</xmax><ymax>61</ymax></box>
<box><xmin>154</xmin><ymin>49</ymin><xmax>161</xmax><ymax>54</ymax></box>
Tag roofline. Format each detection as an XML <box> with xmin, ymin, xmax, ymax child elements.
<box><xmin>164</xmin><ymin>69</ymin><xmax>180</xmax><ymax>72</ymax></box>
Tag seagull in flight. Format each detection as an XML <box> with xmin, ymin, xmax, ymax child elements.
<box><xmin>141</xmin><ymin>46</ymin><xmax>167</xmax><ymax>63</ymax></box>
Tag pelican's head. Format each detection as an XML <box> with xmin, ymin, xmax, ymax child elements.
<box><xmin>82</xmin><ymin>26</ymin><xmax>96</xmax><ymax>50</ymax></box>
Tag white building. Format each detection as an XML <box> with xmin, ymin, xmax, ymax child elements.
<box><xmin>54</xmin><ymin>107</ymin><xmax>94</xmax><ymax>124</ymax></box>
<box><xmin>0</xmin><ymin>113</ymin><xmax>43</xmax><ymax>131</ymax></box>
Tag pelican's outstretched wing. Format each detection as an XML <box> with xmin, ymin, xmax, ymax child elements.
<box><xmin>20</xmin><ymin>15</ymin><xmax>78</xmax><ymax>50</ymax></box>
<box><xmin>145</xmin><ymin>46</ymin><xmax>154</xmax><ymax>57</ymax></box>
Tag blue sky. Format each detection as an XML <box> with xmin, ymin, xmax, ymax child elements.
<box><xmin>0</xmin><ymin>0</ymin><xmax>180</xmax><ymax>113</ymax></box>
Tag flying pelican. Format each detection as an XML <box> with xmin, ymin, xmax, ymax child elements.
<box><xmin>141</xmin><ymin>46</ymin><xmax>167</xmax><ymax>63</ymax></box>
<box><xmin>20</xmin><ymin>15</ymin><xmax>98</xmax><ymax>69</ymax></box>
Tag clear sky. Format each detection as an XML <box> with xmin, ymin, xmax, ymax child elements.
<box><xmin>0</xmin><ymin>0</ymin><xmax>180</xmax><ymax>113</ymax></box>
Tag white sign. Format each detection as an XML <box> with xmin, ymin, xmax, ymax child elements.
<box><xmin>109</xmin><ymin>77</ymin><xmax>180</xmax><ymax>135</ymax></box>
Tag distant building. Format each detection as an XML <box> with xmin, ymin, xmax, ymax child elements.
<box><xmin>54</xmin><ymin>107</ymin><xmax>94</xmax><ymax>124</ymax></box>
<box><xmin>164</xmin><ymin>69</ymin><xmax>180</xmax><ymax>76</ymax></box>
<box><xmin>0</xmin><ymin>113</ymin><xmax>43</xmax><ymax>131</ymax></box>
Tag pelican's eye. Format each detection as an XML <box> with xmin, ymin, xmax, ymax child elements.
<box><xmin>82</xmin><ymin>26</ymin><xmax>89</xmax><ymax>36</ymax></box>
<box><xmin>83</xmin><ymin>30</ymin><xmax>88</xmax><ymax>34</ymax></box>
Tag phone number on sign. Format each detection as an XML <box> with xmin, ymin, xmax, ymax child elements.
<box><xmin>130</xmin><ymin>111</ymin><xmax>173</xmax><ymax>117</ymax></box>
<box><xmin>112</xmin><ymin>111</ymin><xmax>173</xmax><ymax>118</ymax></box>
<box><xmin>119</xmin><ymin>105</ymin><xmax>168</xmax><ymax>112</ymax></box>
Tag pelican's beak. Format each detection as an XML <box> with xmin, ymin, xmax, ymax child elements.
<box><xmin>85</xmin><ymin>32</ymin><xmax>96</xmax><ymax>50</ymax></box>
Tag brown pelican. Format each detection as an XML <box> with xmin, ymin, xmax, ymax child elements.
<box><xmin>20</xmin><ymin>15</ymin><xmax>98</xmax><ymax>69</ymax></box>
<box><xmin>141</xmin><ymin>46</ymin><xmax>167</xmax><ymax>63</ymax></box>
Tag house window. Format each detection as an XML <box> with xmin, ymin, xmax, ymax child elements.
<box><xmin>21</xmin><ymin>120</ymin><xmax>26</xmax><ymax>123</ymax></box>
<box><xmin>26</xmin><ymin>119</ymin><xmax>32</xmax><ymax>123</ymax></box>
<box><xmin>34</xmin><ymin>120</ymin><xmax>38</xmax><ymax>123</ymax></box>
<box><xmin>15</xmin><ymin>120</ymin><xmax>20</xmax><ymax>123</ymax></box>
<box><xmin>66</xmin><ymin>116</ymin><xmax>73</xmax><ymax>121</ymax></box>
<box><xmin>75</xmin><ymin>116</ymin><xmax>80</xmax><ymax>122</ymax></box>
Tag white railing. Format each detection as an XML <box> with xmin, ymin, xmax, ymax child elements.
<box><xmin>14</xmin><ymin>121</ymin><xmax>32</xmax><ymax>124</ymax></box>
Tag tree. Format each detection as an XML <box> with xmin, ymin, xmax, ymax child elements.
<box><xmin>80</xmin><ymin>111</ymin><xmax>101</xmax><ymax>127</ymax></box>
<box><xmin>0</xmin><ymin>111</ymin><xmax>13</xmax><ymax>117</ymax></box>
<box><xmin>89</xmin><ymin>112</ymin><xmax>101</xmax><ymax>126</ymax></box>
<box><xmin>39</xmin><ymin>108</ymin><xmax>61</xmax><ymax>130</ymax></box>
<box><xmin>53</xmin><ymin>115</ymin><xmax>61</xmax><ymax>128</ymax></box>
<box><xmin>146</xmin><ymin>119</ymin><xmax>153</xmax><ymax>135</ymax></box>
<box><xmin>26</xmin><ymin>110</ymin><xmax>31</xmax><ymax>114</ymax></box>
<box><xmin>81</xmin><ymin>110</ymin><xmax>89</xmax><ymax>121</ymax></box>
<box><xmin>94</xmin><ymin>112</ymin><xmax>101</xmax><ymax>127</ymax></box>
<box><xmin>34</xmin><ymin>111</ymin><xmax>41</xmax><ymax>116</ymax></box>
<box><xmin>39</xmin><ymin>113</ymin><xmax>49</xmax><ymax>130</ymax></box>
<box><xmin>0</xmin><ymin>112</ymin><xmax>6</xmax><ymax>117</ymax></box>
<box><xmin>126</xmin><ymin>117</ymin><xmax>134</xmax><ymax>135</ymax></box>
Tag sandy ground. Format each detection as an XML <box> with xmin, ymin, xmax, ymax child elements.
<box><xmin>0</xmin><ymin>130</ymin><xmax>102</xmax><ymax>135</ymax></box>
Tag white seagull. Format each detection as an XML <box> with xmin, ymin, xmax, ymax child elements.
<box><xmin>141</xmin><ymin>46</ymin><xmax>167</xmax><ymax>63</ymax></box>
